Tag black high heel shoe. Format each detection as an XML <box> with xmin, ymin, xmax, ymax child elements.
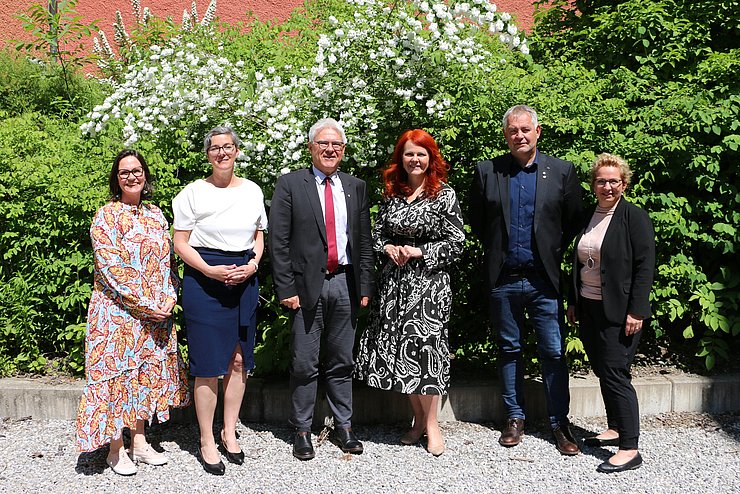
<box><xmin>198</xmin><ymin>445</ymin><xmax>225</xmax><ymax>475</ymax></box>
<box><xmin>219</xmin><ymin>430</ymin><xmax>245</xmax><ymax>465</ymax></box>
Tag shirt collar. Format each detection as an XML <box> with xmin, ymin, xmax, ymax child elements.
<box><xmin>510</xmin><ymin>151</ymin><xmax>539</xmax><ymax>173</ymax></box>
<box><xmin>312</xmin><ymin>166</ymin><xmax>339</xmax><ymax>184</ymax></box>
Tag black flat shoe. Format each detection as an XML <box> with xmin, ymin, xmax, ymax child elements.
<box><xmin>332</xmin><ymin>427</ymin><xmax>363</xmax><ymax>454</ymax></box>
<box><xmin>198</xmin><ymin>446</ymin><xmax>225</xmax><ymax>475</ymax></box>
<box><xmin>219</xmin><ymin>430</ymin><xmax>245</xmax><ymax>465</ymax></box>
<box><xmin>584</xmin><ymin>436</ymin><xmax>620</xmax><ymax>447</ymax></box>
<box><xmin>293</xmin><ymin>431</ymin><xmax>315</xmax><ymax>461</ymax></box>
<box><xmin>597</xmin><ymin>452</ymin><xmax>643</xmax><ymax>473</ymax></box>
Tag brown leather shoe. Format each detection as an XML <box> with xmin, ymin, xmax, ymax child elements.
<box><xmin>499</xmin><ymin>418</ymin><xmax>525</xmax><ymax>447</ymax></box>
<box><xmin>553</xmin><ymin>425</ymin><xmax>580</xmax><ymax>455</ymax></box>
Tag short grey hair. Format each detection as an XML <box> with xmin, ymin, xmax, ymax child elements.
<box><xmin>308</xmin><ymin>118</ymin><xmax>347</xmax><ymax>144</ymax></box>
<box><xmin>502</xmin><ymin>105</ymin><xmax>539</xmax><ymax>130</ymax></box>
<box><xmin>203</xmin><ymin>126</ymin><xmax>242</xmax><ymax>153</ymax></box>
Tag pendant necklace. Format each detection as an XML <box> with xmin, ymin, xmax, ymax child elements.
<box><xmin>586</xmin><ymin>232</ymin><xmax>595</xmax><ymax>269</ymax></box>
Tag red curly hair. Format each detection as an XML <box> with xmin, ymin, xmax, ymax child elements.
<box><xmin>381</xmin><ymin>129</ymin><xmax>449</xmax><ymax>199</ymax></box>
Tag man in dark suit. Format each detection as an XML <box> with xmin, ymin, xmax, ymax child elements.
<box><xmin>269</xmin><ymin>118</ymin><xmax>374</xmax><ymax>460</ymax></box>
<box><xmin>469</xmin><ymin>105</ymin><xmax>583</xmax><ymax>455</ymax></box>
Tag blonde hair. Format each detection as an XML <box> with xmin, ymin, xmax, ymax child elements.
<box><xmin>590</xmin><ymin>153</ymin><xmax>632</xmax><ymax>188</ymax></box>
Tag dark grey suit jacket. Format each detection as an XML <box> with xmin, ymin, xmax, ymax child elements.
<box><xmin>469</xmin><ymin>152</ymin><xmax>583</xmax><ymax>294</ymax></box>
<box><xmin>570</xmin><ymin>198</ymin><xmax>655</xmax><ymax>324</ymax></box>
<box><xmin>269</xmin><ymin>168</ymin><xmax>374</xmax><ymax>310</ymax></box>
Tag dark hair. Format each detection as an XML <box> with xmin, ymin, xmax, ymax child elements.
<box><xmin>381</xmin><ymin>129</ymin><xmax>449</xmax><ymax>199</ymax></box>
<box><xmin>109</xmin><ymin>149</ymin><xmax>153</xmax><ymax>201</ymax></box>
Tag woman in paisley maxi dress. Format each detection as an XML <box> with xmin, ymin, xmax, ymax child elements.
<box><xmin>75</xmin><ymin>150</ymin><xmax>190</xmax><ymax>476</ymax></box>
<box><xmin>356</xmin><ymin>129</ymin><xmax>465</xmax><ymax>456</ymax></box>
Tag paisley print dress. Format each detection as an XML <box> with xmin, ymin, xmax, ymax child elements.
<box><xmin>356</xmin><ymin>184</ymin><xmax>465</xmax><ymax>395</ymax></box>
<box><xmin>75</xmin><ymin>201</ymin><xmax>190</xmax><ymax>452</ymax></box>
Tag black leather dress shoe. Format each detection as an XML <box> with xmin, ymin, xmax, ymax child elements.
<box><xmin>584</xmin><ymin>436</ymin><xmax>620</xmax><ymax>447</ymax></box>
<box><xmin>597</xmin><ymin>452</ymin><xmax>643</xmax><ymax>473</ymax></box>
<box><xmin>293</xmin><ymin>431</ymin><xmax>315</xmax><ymax>460</ymax></box>
<box><xmin>198</xmin><ymin>446</ymin><xmax>225</xmax><ymax>475</ymax></box>
<box><xmin>332</xmin><ymin>427</ymin><xmax>364</xmax><ymax>454</ymax></box>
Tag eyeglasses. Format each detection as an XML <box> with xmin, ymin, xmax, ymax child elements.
<box><xmin>207</xmin><ymin>143</ymin><xmax>236</xmax><ymax>155</ymax></box>
<box><xmin>118</xmin><ymin>168</ymin><xmax>144</xmax><ymax>179</ymax></box>
<box><xmin>314</xmin><ymin>140</ymin><xmax>345</xmax><ymax>151</ymax></box>
<box><xmin>594</xmin><ymin>178</ymin><xmax>622</xmax><ymax>187</ymax></box>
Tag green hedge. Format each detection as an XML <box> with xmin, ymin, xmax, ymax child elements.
<box><xmin>1</xmin><ymin>0</ymin><xmax>737</xmax><ymax>377</ymax></box>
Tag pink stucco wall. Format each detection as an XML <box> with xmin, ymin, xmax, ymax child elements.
<box><xmin>2</xmin><ymin>0</ymin><xmax>536</xmax><ymax>50</ymax></box>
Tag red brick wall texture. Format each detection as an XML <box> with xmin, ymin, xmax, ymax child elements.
<box><xmin>2</xmin><ymin>0</ymin><xmax>536</xmax><ymax>50</ymax></box>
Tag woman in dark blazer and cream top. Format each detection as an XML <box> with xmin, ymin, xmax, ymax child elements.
<box><xmin>567</xmin><ymin>153</ymin><xmax>655</xmax><ymax>474</ymax></box>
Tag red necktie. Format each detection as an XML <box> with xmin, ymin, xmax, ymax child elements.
<box><xmin>324</xmin><ymin>177</ymin><xmax>338</xmax><ymax>273</ymax></box>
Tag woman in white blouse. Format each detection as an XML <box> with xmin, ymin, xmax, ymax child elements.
<box><xmin>173</xmin><ymin>127</ymin><xmax>267</xmax><ymax>475</ymax></box>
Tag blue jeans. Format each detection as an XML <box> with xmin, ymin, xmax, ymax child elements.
<box><xmin>489</xmin><ymin>271</ymin><xmax>570</xmax><ymax>429</ymax></box>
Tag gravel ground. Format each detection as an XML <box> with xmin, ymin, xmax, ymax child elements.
<box><xmin>0</xmin><ymin>412</ymin><xmax>738</xmax><ymax>494</ymax></box>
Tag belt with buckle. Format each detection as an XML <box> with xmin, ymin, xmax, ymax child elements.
<box><xmin>326</xmin><ymin>264</ymin><xmax>351</xmax><ymax>278</ymax></box>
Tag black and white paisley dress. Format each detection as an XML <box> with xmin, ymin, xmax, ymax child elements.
<box><xmin>356</xmin><ymin>183</ymin><xmax>465</xmax><ymax>395</ymax></box>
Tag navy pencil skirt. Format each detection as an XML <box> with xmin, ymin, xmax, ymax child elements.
<box><xmin>182</xmin><ymin>247</ymin><xmax>259</xmax><ymax>377</ymax></box>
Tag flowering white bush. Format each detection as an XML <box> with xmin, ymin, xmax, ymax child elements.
<box><xmin>83</xmin><ymin>0</ymin><xmax>528</xmax><ymax>184</ymax></box>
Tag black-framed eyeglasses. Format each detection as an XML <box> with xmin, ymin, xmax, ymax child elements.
<box><xmin>314</xmin><ymin>140</ymin><xmax>345</xmax><ymax>151</ymax></box>
<box><xmin>207</xmin><ymin>143</ymin><xmax>236</xmax><ymax>155</ymax></box>
<box><xmin>118</xmin><ymin>168</ymin><xmax>144</xmax><ymax>179</ymax></box>
<box><xmin>594</xmin><ymin>179</ymin><xmax>622</xmax><ymax>187</ymax></box>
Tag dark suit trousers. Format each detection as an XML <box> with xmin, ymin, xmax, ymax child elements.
<box><xmin>289</xmin><ymin>272</ymin><xmax>356</xmax><ymax>431</ymax></box>
<box><xmin>580</xmin><ymin>298</ymin><xmax>641</xmax><ymax>450</ymax></box>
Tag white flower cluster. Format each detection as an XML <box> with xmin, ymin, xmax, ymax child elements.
<box><xmin>83</xmin><ymin>0</ymin><xmax>527</xmax><ymax>181</ymax></box>
<box><xmin>82</xmin><ymin>40</ymin><xmax>250</xmax><ymax>145</ymax></box>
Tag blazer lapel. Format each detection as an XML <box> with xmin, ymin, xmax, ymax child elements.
<box><xmin>303</xmin><ymin>169</ymin><xmax>327</xmax><ymax>243</ymax></box>
<box><xmin>600</xmin><ymin>198</ymin><xmax>628</xmax><ymax>254</ymax></box>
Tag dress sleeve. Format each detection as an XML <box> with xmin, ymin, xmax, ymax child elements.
<box><xmin>90</xmin><ymin>205</ymin><xmax>160</xmax><ymax>318</ymax></box>
<box><xmin>372</xmin><ymin>199</ymin><xmax>392</xmax><ymax>257</ymax></box>
<box><xmin>152</xmin><ymin>206</ymin><xmax>180</xmax><ymax>297</ymax></box>
<box><xmin>420</xmin><ymin>186</ymin><xmax>466</xmax><ymax>271</ymax></box>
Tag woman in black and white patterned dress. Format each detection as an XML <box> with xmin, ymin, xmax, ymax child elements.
<box><xmin>356</xmin><ymin>129</ymin><xmax>465</xmax><ymax>456</ymax></box>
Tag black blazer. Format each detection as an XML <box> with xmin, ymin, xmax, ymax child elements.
<box><xmin>469</xmin><ymin>152</ymin><xmax>583</xmax><ymax>294</ymax></box>
<box><xmin>269</xmin><ymin>168</ymin><xmax>375</xmax><ymax>310</ymax></box>
<box><xmin>570</xmin><ymin>198</ymin><xmax>655</xmax><ymax>325</ymax></box>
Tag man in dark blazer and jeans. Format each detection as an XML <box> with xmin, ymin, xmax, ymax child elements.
<box><xmin>469</xmin><ymin>105</ymin><xmax>583</xmax><ymax>455</ymax></box>
<box><xmin>269</xmin><ymin>118</ymin><xmax>374</xmax><ymax>460</ymax></box>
